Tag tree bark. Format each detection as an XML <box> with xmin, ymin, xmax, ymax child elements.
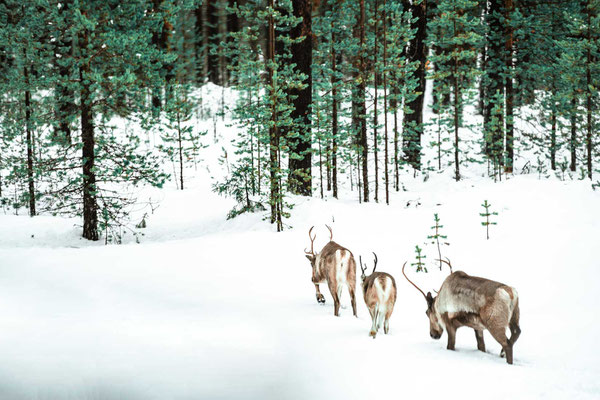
<box><xmin>484</xmin><ymin>0</ymin><xmax>504</xmax><ymax>164</ymax></box>
<box><xmin>402</xmin><ymin>0</ymin><xmax>427</xmax><ymax>170</ymax></box>
<box><xmin>453</xmin><ymin>15</ymin><xmax>460</xmax><ymax>181</ymax></box>
<box><xmin>373</xmin><ymin>0</ymin><xmax>379</xmax><ymax>202</ymax></box>
<box><xmin>80</xmin><ymin>52</ymin><xmax>99</xmax><ymax>240</ymax></box>
<box><xmin>207</xmin><ymin>0</ymin><xmax>221</xmax><ymax>85</ymax></box>
<box><xmin>570</xmin><ymin>97</ymin><xmax>577</xmax><ymax>172</ymax></box>
<box><xmin>585</xmin><ymin>0</ymin><xmax>593</xmax><ymax>179</ymax></box>
<box><xmin>267</xmin><ymin>0</ymin><xmax>282</xmax><ymax>231</ymax></box>
<box><xmin>331</xmin><ymin>10</ymin><xmax>339</xmax><ymax>199</ymax></box>
<box><xmin>353</xmin><ymin>0</ymin><xmax>369</xmax><ymax>202</ymax></box>
<box><xmin>383</xmin><ymin>0</ymin><xmax>389</xmax><ymax>204</ymax></box>
<box><xmin>24</xmin><ymin>60</ymin><xmax>36</xmax><ymax>217</ymax></box>
<box><xmin>288</xmin><ymin>0</ymin><xmax>312</xmax><ymax>196</ymax></box>
<box><xmin>504</xmin><ymin>0</ymin><xmax>514</xmax><ymax>173</ymax></box>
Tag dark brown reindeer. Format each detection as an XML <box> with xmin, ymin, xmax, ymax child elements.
<box><xmin>402</xmin><ymin>259</ymin><xmax>521</xmax><ymax>364</ymax></box>
<box><xmin>304</xmin><ymin>225</ymin><xmax>357</xmax><ymax>317</ymax></box>
<box><xmin>360</xmin><ymin>253</ymin><xmax>397</xmax><ymax>338</ymax></box>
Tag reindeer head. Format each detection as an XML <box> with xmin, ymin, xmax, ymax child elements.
<box><xmin>304</xmin><ymin>226</ymin><xmax>334</xmax><ymax>283</ymax></box>
<box><xmin>402</xmin><ymin>262</ymin><xmax>444</xmax><ymax>340</ymax></box>
<box><xmin>359</xmin><ymin>252</ymin><xmax>378</xmax><ymax>283</ymax></box>
<box><xmin>304</xmin><ymin>227</ymin><xmax>318</xmax><ymax>282</ymax></box>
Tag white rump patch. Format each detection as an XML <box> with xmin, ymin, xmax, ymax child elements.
<box><xmin>374</xmin><ymin>276</ymin><xmax>393</xmax><ymax>302</ymax></box>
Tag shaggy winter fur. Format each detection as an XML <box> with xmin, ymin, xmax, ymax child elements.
<box><xmin>306</xmin><ymin>241</ymin><xmax>357</xmax><ymax>317</ymax></box>
<box><xmin>361</xmin><ymin>272</ymin><xmax>396</xmax><ymax>338</ymax></box>
<box><xmin>426</xmin><ymin>271</ymin><xmax>521</xmax><ymax>364</ymax></box>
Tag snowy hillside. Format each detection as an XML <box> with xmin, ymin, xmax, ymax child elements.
<box><xmin>1</xmin><ymin>84</ymin><xmax>599</xmax><ymax>399</ymax></box>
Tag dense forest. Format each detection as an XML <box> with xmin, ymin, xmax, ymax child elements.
<box><xmin>0</xmin><ymin>0</ymin><xmax>598</xmax><ymax>238</ymax></box>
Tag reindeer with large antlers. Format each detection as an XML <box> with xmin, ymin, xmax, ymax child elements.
<box><xmin>304</xmin><ymin>225</ymin><xmax>357</xmax><ymax>317</ymax></box>
<box><xmin>402</xmin><ymin>259</ymin><xmax>521</xmax><ymax>364</ymax></box>
<box><xmin>360</xmin><ymin>253</ymin><xmax>397</xmax><ymax>338</ymax></box>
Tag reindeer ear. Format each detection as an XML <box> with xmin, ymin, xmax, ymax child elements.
<box><xmin>305</xmin><ymin>255</ymin><xmax>314</xmax><ymax>262</ymax></box>
<box><xmin>426</xmin><ymin>292</ymin><xmax>434</xmax><ymax>306</ymax></box>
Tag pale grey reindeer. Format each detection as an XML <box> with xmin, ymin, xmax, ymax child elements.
<box><xmin>360</xmin><ymin>253</ymin><xmax>397</xmax><ymax>338</ymax></box>
<box><xmin>304</xmin><ymin>225</ymin><xmax>357</xmax><ymax>317</ymax></box>
<box><xmin>402</xmin><ymin>259</ymin><xmax>521</xmax><ymax>364</ymax></box>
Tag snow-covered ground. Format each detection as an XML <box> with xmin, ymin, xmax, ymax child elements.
<box><xmin>1</xmin><ymin>84</ymin><xmax>599</xmax><ymax>399</ymax></box>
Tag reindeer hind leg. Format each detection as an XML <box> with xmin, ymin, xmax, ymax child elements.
<box><xmin>508</xmin><ymin>301</ymin><xmax>521</xmax><ymax>347</ymax></box>
<box><xmin>348</xmin><ymin>282</ymin><xmax>357</xmax><ymax>317</ymax></box>
<box><xmin>488</xmin><ymin>325</ymin><xmax>512</xmax><ymax>364</ymax></box>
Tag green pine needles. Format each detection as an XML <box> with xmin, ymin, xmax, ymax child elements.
<box><xmin>427</xmin><ymin>213</ymin><xmax>448</xmax><ymax>270</ymax></box>
<box><xmin>412</xmin><ymin>245</ymin><xmax>427</xmax><ymax>273</ymax></box>
<box><xmin>480</xmin><ymin>199</ymin><xmax>498</xmax><ymax>239</ymax></box>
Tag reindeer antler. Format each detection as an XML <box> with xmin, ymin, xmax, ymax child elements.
<box><xmin>372</xmin><ymin>252</ymin><xmax>378</xmax><ymax>273</ymax></box>
<box><xmin>359</xmin><ymin>255</ymin><xmax>367</xmax><ymax>275</ymax></box>
<box><xmin>325</xmin><ymin>224</ymin><xmax>333</xmax><ymax>241</ymax></box>
<box><xmin>436</xmin><ymin>257</ymin><xmax>453</xmax><ymax>274</ymax></box>
<box><xmin>402</xmin><ymin>261</ymin><xmax>428</xmax><ymax>300</ymax></box>
<box><xmin>304</xmin><ymin>226</ymin><xmax>316</xmax><ymax>255</ymax></box>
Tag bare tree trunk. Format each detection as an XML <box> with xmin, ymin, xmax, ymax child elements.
<box><xmin>267</xmin><ymin>0</ymin><xmax>281</xmax><ymax>231</ymax></box>
<box><xmin>331</xmin><ymin>11</ymin><xmax>339</xmax><ymax>199</ymax></box>
<box><xmin>550</xmin><ymin>105</ymin><xmax>556</xmax><ymax>171</ymax></box>
<box><xmin>80</xmin><ymin>36</ymin><xmax>99</xmax><ymax>240</ymax></box>
<box><xmin>207</xmin><ymin>0</ymin><xmax>221</xmax><ymax>85</ymax></box>
<box><xmin>288</xmin><ymin>0</ymin><xmax>313</xmax><ymax>196</ymax></box>
<box><xmin>353</xmin><ymin>0</ymin><xmax>369</xmax><ymax>202</ymax></box>
<box><xmin>402</xmin><ymin>0</ymin><xmax>427</xmax><ymax>170</ymax></box>
<box><xmin>383</xmin><ymin>0</ymin><xmax>389</xmax><ymax>204</ymax></box>
<box><xmin>504</xmin><ymin>0</ymin><xmax>514</xmax><ymax>173</ymax></box>
<box><xmin>586</xmin><ymin>0</ymin><xmax>593</xmax><ymax>179</ymax></box>
<box><xmin>24</xmin><ymin>60</ymin><xmax>36</xmax><ymax>217</ymax></box>
<box><xmin>453</xmin><ymin>16</ymin><xmax>460</xmax><ymax>182</ymax></box>
<box><xmin>570</xmin><ymin>97</ymin><xmax>577</xmax><ymax>172</ymax></box>
<box><xmin>373</xmin><ymin>0</ymin><xmax>379</xmax><ymax>202</ymax></box>
<box><xmin>177</xmin><ymin>111</ymin><xmax>184</xmax><ymax>190</ymax></box>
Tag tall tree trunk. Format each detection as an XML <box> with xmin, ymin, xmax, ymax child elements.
<box><xmin>478</xmin><ymin>0</ymin><xmax>487</xmax><ymax>118</ymax></box>
<box><xmin>570</xmin><ymin>97</ymin><xmax>577</xmax><ymax>172</ymax></box>
<box><xmin>267</xmin><ymin>0</ymin><xmax>281</xmax><ymax>231</ymax></box>
<box><xmin>402</xmin><ymin>0</ymin><xmax>427</xmax><ymax>170</ymax></box>
<box><xmin>24</xmin><ymin>60</ymin><xmax>36</xmax><ymax>217</ymax></box>
<box><xmin>504</xmin><ymin>0</ymin><xmax>514</xmax><ymax>173</ymax></box>
<box><xmin>550</xmin><ymin>103</ymin><xmax>557</xmax><ymax>171</ymax></box>
<box><xmin>152</xmin><ymin>0</ymin><xmax>165</xmax><ymax>110</ymax></box>
<box><xmin>585</xmin><ymin>0</ymin><xmax>593</xmax><ymax>179</ymax></box>
<box><xmin>453</xmin><ymin>17</ymin><xmax>460</xmax><ymax>182</ymax></box>
<box><xmin>80</xmin><ymin>41</ymin><xmax>98</xmax><ymax>240</ymax></box>
<box><xmin>207</xmin><ymin>0</ymin><xmax>221</xmax><ymax>85</ymax></box>
<box><xmin>331</xmin><ymin>10</ymin><xmax>339</xmax><ymax>199</ymax></box>
<box><xmin>177</xmin><ymin>111</ymin><xmax>184</xmax><ymax>190</ymax></box>
<box><xmin>353</xmin><ymin>0</ymin><xmax>369</xmax><ymax>202</ymax></box>
<box><xmin>288</xmin><ymin>0</ymin><xmax>312</xmax><ymax>196</ymax></box>
<box><xmin>383</xmin><ymin>0</ymin><xmax>389</xmax><ymax>204</ymax></box>
<box><xmin>373</xmin><ymin>0</ymin><xmax>379</xmax><ymax>202</ymax></box>
<box><xmin>484</xmin><ymin>0</ymin><xmax>504</xmax><ymax>164</ymax></box>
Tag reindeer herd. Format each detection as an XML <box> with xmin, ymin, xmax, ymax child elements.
<box><xmin>304</xmin><ymin>225</ymin><xmax>521</xmax><ymax>365</ymax></box>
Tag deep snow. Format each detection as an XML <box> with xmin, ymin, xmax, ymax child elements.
<box><xmin>1</xmin><ymin>84</ymin><xmax>599</xmax><ymax>399</ymax></box>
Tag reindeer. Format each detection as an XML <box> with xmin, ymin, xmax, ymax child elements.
<box><xmin>402</xmin><ymin>259</ymin><xmax>521</xmax><ymax>364</ymax></box>
<box><xmin>360</xmin><ymin>253</ymin><xmax>397</xmax><ymax>338</ymax></box>
<box><xmin>304</xmin><ymin>225</ymin><xmax>357</xmax><ymax>317</ymax></box>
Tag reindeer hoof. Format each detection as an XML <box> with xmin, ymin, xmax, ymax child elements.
<box><xmin>316</xmin><ymin>294</ymin><xmax>325</xmax><ymax>304</ymax></box>
<box><xmin>500</xmin><ymin>349</ymin><xmax>506</xmax><ymax>358</ymax></box>
<box><xmin>370</xmin><ymin>331</ymin><xmax>377</xmax><ymax>339</ymax></box>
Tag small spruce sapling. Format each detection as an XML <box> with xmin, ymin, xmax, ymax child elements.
<box><xmin>480</xmin><ymin>200</ymin><xmax>498</xmax><ymax>240</ymax></box>
<box><xmin>412</xmin><ymin>245</ymin><xmax>427</xmax><ymax>273</ymax></box>
<box><xmin>427</xmin><ymin>213</ymin><xmax>448</xmax><ymax>270</ymax></box>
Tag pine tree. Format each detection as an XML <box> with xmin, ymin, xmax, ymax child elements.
<box><xmin>428</xmin><ymin>0</ymin><xmax>482</xmax><ymax>181</ymax></box>
<box><xmin>480</xmin><ymin>199</ymin><xmax>498</xmax><ymax>240</ymax></box>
